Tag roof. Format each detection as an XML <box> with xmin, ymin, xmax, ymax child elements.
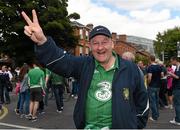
<box><xmin>71</xmin><ymin>21</ymin><xmax>85</xmax><ymax>28</ymax></box>
<box><xmin>71</xmin><ymin>21</ymin><xmax>91</xmax><ymax>30</ymax></box>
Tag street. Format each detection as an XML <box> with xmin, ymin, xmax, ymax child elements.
<box><xmin>1</xmin><ymin>92</ymin><xmax>180</xmax><ymax>129</ymax></box>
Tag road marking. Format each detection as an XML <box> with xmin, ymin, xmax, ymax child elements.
<box><xmin>0</xmin><ymin>106</ymin><xmax>8</xmax><ymax>120</ymax></box>
<box><xmin>0</xmin><ymin>122</ymin><xmax>42</xmax><ymax>129</ymax></box>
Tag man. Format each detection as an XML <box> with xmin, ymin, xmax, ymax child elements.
<box><xmin>27</xmin><ymin>61</ymin><xmax>45</xmax><ymax>121</ymax></box>
<box><xmin>49</xmin><ymin>70</ymin><xmax>66</xmax><ymax>113</ymax></box>
<box><xmin>158</xmin><ymin>61</ymin><xmax>168</xmax><ymax>109</ymax></box>
<box><xmin>0</xmin><ymin>65</ymin><xmax>11</xmax><ymax>104</ymax></box>
<box><xmin>21</xmin><ymin>10</ymin><xmax>148</xmax><ymax>129</ymax></box>
<box><xmin>147</xmin><ymin>55</ymin><xmax>163</xmax><ymax>121</ymax></box>
<box><xmin>138</xmin><ymin>61</ymin><xmax>147</xmax><ymax>76</ymax></box>
<box><xmin>137</xmin><ymin>61</ymin><xmax>148</xmax><ymax>88</ymax></box>
<box><xmin>168</xmin><ymin>56</ymin><xmax>180</xmax><ymax>125</ymax></box>
<box><xmin>122</xmin><ymin>51</ymin><xmax>135</xmax><ymax>61</ymax></box>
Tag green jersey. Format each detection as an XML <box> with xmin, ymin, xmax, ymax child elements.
<box><xmin>85</xmin><ymin>53</ymin><xmax>119</xmax><ymax>129</ymax></box>
<box><xmin>28</xmin><ymin>67</ymin><xmax>45</xmax><ymax>89</ymax></box>
<box><xmin>51</xmin><ymin>72</ymin><xmax>64</xmax><ymax>85</ymax></box>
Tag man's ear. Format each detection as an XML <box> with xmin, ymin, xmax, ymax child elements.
<box><xmin>112</xmin><ymin>40</ymin><xmax>114</xmax><ymax>49</ymax></box>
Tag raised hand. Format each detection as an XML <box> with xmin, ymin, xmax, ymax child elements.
<box><xmin>21</xmin><ymin>9</ymin><xmax>47</xmax><ymax>45</ymax></box>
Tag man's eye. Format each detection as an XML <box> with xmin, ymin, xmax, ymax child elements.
<box><xmin>93</xmin><ymin>42</ymin><xmax>98</xmax><ymax>45</ymax></box>
<box><xmin>102</xmin><ymin>41</ymin><xmax>108</xmax><ymax>44</ymax></box>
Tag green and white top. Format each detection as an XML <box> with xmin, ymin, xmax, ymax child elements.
<box><xmin>85</xmin><ymin>53</ymin><xmax>119</xmax><ymax>129</ymax></box>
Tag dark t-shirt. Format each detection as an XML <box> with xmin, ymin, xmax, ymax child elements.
<box><xmin>147</xmin><ymin>64</ymin><xmax>162</xmax><ymax>88</ymax></box>
<box><xmin>0</xmin><ymin>73</ymin><xmax>9</xmax><ymax>85</ymax></box>
<box><xmin>172</xmin><ymin>66</ymin><xmax>180</xmax><ymax>90</ymax></box>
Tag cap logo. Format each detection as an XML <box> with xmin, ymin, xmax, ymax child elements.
<box><xmin>96</xmin><ymin>28</ymin><xmax>104</xmax><ymax>31</ymax></box>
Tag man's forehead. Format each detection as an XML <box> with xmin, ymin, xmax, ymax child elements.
<box><xmin>91</xmin><ymin>35</ymin><xmax>111</xmax><ymax>41</ymax></box>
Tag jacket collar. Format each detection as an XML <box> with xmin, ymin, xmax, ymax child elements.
<box><xmin>117</xmin><ymin>56</ymin><xmax>127</xmax><ymax>72</ymax></box>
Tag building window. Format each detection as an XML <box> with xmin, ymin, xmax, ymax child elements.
<box><xmin>85</xmin><ymin>30</ymin><xmax>89</xmax><ymax>40</ymax></box>
<box><xmin>79</xmin><ymin>46</ymin><xmax>83</xmax><ymax>55</ymax></box>
<box><xmin>116</xmin><ymin>35</ymin><xmax>119</xmax><ymax>40</ymax></box>
<box><xmin>85</xmin><ymin>48</ymin><xmax>89</xmax><ymax>54</ymax></box>
<box><xmin>79</xmin><ymin>29</ymin><xmax>83</xmax><ymax>39</ymax></box>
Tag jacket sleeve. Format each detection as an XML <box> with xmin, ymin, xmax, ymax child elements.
<box><xmin>133</xmin><ymin>64</ymin><xmax>149</xmax><ymax>129</ymax></box>
<box><xmin>35</xmin><ymin>37</ymin><xmax>85</xmax><ymax>79</ymax></box>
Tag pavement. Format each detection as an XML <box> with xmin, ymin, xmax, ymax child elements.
<box><xmin>0</xmin><ymin>91</ymin><xmax>180</xmax><ymax>129</ymax></box>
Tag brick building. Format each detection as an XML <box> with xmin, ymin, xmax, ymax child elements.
<box><xmin>71</xmin><ymin>21</ymin><xmax>92</xmax><ymax>56</ymax></box>
<box><xmin>112</xmin><ymin>33</ymin><xmax>137</xmax><ymax>55</ymax></box>
<box><xmin>119</xmin><ymin>34</ymin><xmax>154</xmax><ymax>54</ymax></box>
<box><xmin>112</xmin><ymin>33</ymin><xmax>151</xmax><ymax>59</ymax></box>
<box><xmin>71</xmin><ymin>21</ymin><xmax>151</xmax><ymax>59</ymax></box>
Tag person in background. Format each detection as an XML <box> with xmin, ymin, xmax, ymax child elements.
<box><xmin>122</xmin><ymin>51</ymin><xmax>135</xmax><ymax>61</ymax></box>
<box><xmin>167</xmin><ymin>64</ymin><xmax>174</xmax><ymax>109</ymax></box>
<box><xmin>15</xmin><ymin>67</ymin><xmax>20</xmax><ymax>81</ymax></box>
<box><xmin>50</xmin><ymin>71</ymin><xmax>67</xmax><ymax>113</ymax></box>
<box><xmin>7</xmin><ymin>67</ymin><xmax>13</xmax><ymax>81</ymax></box>
<box><xmin>147</xmin><ymin>56</ymin><xmax>164</xmax><ymax>121</ymax></box>
<box><xmin>122</xmin><ymin>52</ymin><xmax>147</xmax><ymax>89</ymax></box>
<box><xmin>19</xmin><ymin>64</ymin><xmax>30</xmax><ymax>118</ymax></box>
<box><xmin>158</xmin><ymin>61</ymin><xmax>168</xmax><ymax>109</ymax></box>
<box><xmin>0</xmin><ymin>66</ymin><xmax>4</xmax><ymax>104</ymax></box>
<box><xmin>27</xmin><ymin>60</ymin><xmax>45</xmax><ymax>122</ymax></box>
<box><xmin>14</xmin><ymin>81</ymin><xmax>21</xmax><ymax>115</ymax></box>
<box><xmin>0</xmin><ymin>65</ymin><xmax>11</xmax><ymax>104</ymax></box>
<box><xmin>168</xmin><ymin>56</ymin><xmax>180</xmax><ymax>125</ymax></box>
<box><xmin>138</xmin><ymin>61</ymin><xmax>148</xmax><ymax>88</ymax></box>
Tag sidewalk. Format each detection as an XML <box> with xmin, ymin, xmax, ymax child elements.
<box><xmin>147</xmin><ymin>108</ymin><xmax>180</xmax><ymax>129</ymax></box>
<box><xmin>1</xmin><ymin>92</ymin><xmax>180</xmax><ymax>129</ymax></box>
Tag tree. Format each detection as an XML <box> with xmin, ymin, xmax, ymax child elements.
<box><xmin>0</xmin><ymin>0</ymin><xmax>80</xmax><ymax>66</ymax></box>
<box><xmin>154</xmin><ymin>27</ymin><xmax>180</xmax><ymax>62</ymax></box>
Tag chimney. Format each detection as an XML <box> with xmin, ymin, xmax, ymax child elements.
<box><xmin>112</xmin><ymin>32</ymin><xmax>117</xmax><ymax>44</ymax></box>
<box><xmin>86</xmin><ymin>24</ymin><xmax>93</xmax><ymax>30</ymax></box>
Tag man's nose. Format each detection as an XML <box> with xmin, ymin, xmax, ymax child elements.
<box><xmin>97</xmin><ymin>43</ymin><xmax>104</xmax><ymax>50</ymax></box>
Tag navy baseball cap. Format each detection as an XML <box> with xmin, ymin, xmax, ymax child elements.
<box><xmin>89</xmin><ymin>25</ymin><xmax>111</xmax><ymax>40</ymax></box>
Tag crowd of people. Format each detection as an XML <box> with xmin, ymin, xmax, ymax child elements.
<box><xmin>122</xmin><ymin>51</ymin><xmax>180</xmax><ymax>125</ymax></box>
<box><xmin>0</xmin><ymin>53</ymin><xmax>180</xmax><ymax>126</ymax></box>
<box><xmin>0</xmin><ymin>62</ymin><xmax>79</xmax><ymax>122</ymax></box>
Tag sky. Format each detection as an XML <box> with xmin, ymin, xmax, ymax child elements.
<box><xmin>67</xmin><ymin>0</ymin><xmax>180</xmax><ymax>40</ymax></box>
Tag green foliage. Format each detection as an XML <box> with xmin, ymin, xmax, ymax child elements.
<box><xmin>154</xmin><ymin>27</ymin><xmax>180</xmax><ymax>62</ymax></box>
<box><xmin>0</xmin><ymin>0</ymin><xmax>80</xmax><ymax>66</ymax></box>
<box><xmin>68</xmin><ymin>12</ymin><xmax>80</xmax><ymax>20</ymax></box>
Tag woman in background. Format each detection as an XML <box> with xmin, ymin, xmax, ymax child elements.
<box><xmin>19</xmin><ymin>64</ymin><xmax>30</xmax><ymax>118</ymax></box>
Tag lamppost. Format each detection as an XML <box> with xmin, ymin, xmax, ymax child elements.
<box><xmin>177</xmin><ymin>41</ymin><xmax>180</xmax><ymax>57</ymax></box>
<box><xmin>161</xmin><ymin>51</ymin><xmax>164</xmax><ymax>62</ymax></box>
<box><xmin>160</xmin><ymin>40</ymin><xmax>164</xmax><ymax>62</ymax></box>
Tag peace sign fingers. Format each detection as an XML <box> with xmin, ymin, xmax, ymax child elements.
<box><xmin>21</xmin><ymin>9</ymin><xmax>47</xmax><ymax>45</ymax></box>
<box><xmin>32</xmin><ymin>9</ymin><xmax>39</xmax><ymax>24</ymax></box>
<box><xmin>21</xmin><ymin>11</ymin><xmax>33</xmax><ymax>26</ymax></box>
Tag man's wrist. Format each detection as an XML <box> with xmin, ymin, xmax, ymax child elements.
<box><xmin>37</xmin><ymin>36</ymin><xmax>47</xmax><ymax>45</ymax></box>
